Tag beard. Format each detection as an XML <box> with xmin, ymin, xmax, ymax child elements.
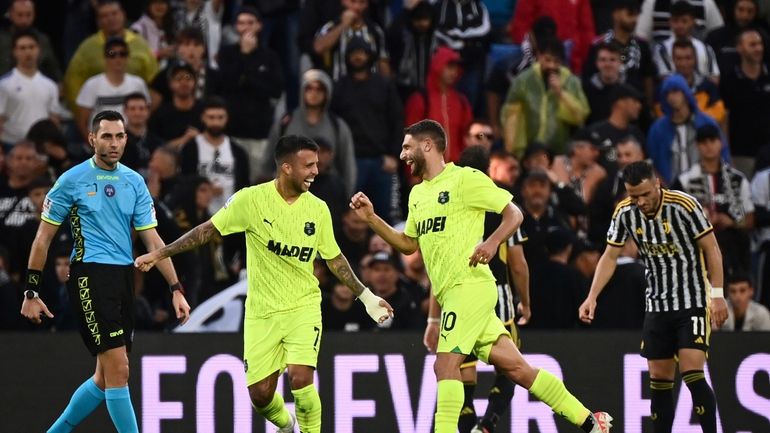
<box><xmin>206</xmin><ymin>126</ymin><xmax>226</xmax><ymax>138</ymax></box>
<box><xmin>410</xmin><ymin>153</ymin><xmax>426</xmax><ymax>178</ymax></box>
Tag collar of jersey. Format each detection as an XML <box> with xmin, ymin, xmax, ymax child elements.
<box><xmin>89</xmin><ymin>157</ymin><xmax>120</xmax><ymax>172</ymax></box>
<box><xmin>423</xmin><ymin>162</ymin><xmax>456</xmax><ymax>184</ymax></box>
<box><xmin>271</xmin><ymin>180</ymin><xmax>306</xmax><ymax>206</ymax></box>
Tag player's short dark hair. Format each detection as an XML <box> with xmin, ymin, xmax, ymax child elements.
<box><xmin>457</xmin><ymin>145</ymin><xmax>490</xmax><ymax>172</ymax></box>
<box><xmin>123</xmin><ymin>91</ymin><xmax>148</xmax><ymax>106</ymax></box>
<box><xmin>536</xmin><ymin>36</ymin><xmax>564</xmax><ymax>60</ymax></box>
<box><xmin>274</xmin><ymin>135</ymin><xmax>320</xmax><ymax>165</ymax></box>
<box><xmin>672</xmin><ymin>38</ymin><xmax>696</xmax><ymax>55</ymax></box>
<box><xmin>596</xmin><ymin>40</ymin><xmax>622</xmax><ymax>56</ymax></box>
<box><xmin>404</xmin><ymin>119</ymin><xmax>447</xmax><ymax>152</ymax></box>
<box><xmin>201</xmin><ymin>96</ymin><xmax>228</xmax><ymax>113</ymax></box>
<box><xmin>622</xmin><ymin>160</ymin><xmax>656</xmax><ymax>186</ymax></box>
<box><xmin>91</xmin><ymin>110</ymin><xmax>125</xmax><ymax>133</ymax></box>
<box><xmin>176</xmin><ymin>26</ymin><xmax>205</xmax><ymax>45</ymax></box>
<box><xmin>531</xmin><ymin>16</ymin><xmax>557</xmax><ymax>49</ymax></box>
<box><xmin>695</xmin><ymin>124</ymin><xmax>722</xmax><ymax>143</ymax></box>
<box><xmin>670</xmin><ymin>0</ymin><xmax>696</xmax><ymax>18</ymax></box>
<box><xmin>727</xmin><ymin>272</ymin><xmax>754</xmax><ymax>288</ymax></box>
<box><xmin>12</xmin><ymin>28</ymin><xmax>38</xmax><ymax>47</ymax></box>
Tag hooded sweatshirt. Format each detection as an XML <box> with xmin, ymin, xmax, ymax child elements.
<box><xmin>404</xmin><ymin>46</ymin><xmax>473</xmax><ymax>163</ymax></box>
<box><xmin>647</xmin><ymin>74</ymin><xmax>729</xmax><ymax>184</ymax></box>
<box><xmin>267</xmin><ymin>69</ymin><xmax>357</xmax><ymax>196</ymax></box>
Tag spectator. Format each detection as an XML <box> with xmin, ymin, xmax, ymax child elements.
<box><xmin>488</xmin><ymin>150</ymin><xmax>520</xmax><ymax>192</ymax></box>
<box><xmin>0</xmin><ymin>246</ymin><xmax>26</xmax><ymax>330</ymax></box>
<box><xmin>268</xmin><ymin>69</ymin><xmax>356</xmax><ymax>194</ymax></box>
<box><xmin>45</xmin><ymin>248</ymin><xmax>78</xmax><ymax>331</ymax></box>
<box><xmin>64</xmin><ymin>0</ymin><xmax>158</xmax><ymax>110</ymax></box>
<box><xmin>589</xmin><ymin>241</ymin><xmax>647</xmax><ymax>329</ymax></box>
<box><xmin>508</xmin><ymin>0</ymin><xmax>596</xmax><ymax>73</ymax></box>
<box><xmin>721</xmin><ymin>27</ymin><xmax>770</xmax><ymax>177</ymax></box>
<box><xmin>179</xmin><ymin>97</ymin><xmax>249</xmax><ymax>214</ymax></box>
<box><xmin>400</xmin><ymin>248</ymin><xmax>430</xmax><ymax>314</ymax></box>
<box><xmin>74</xmin><ymin>37</ymin><xmax>150</xmax><ymax>140</ymax></box>
<box><xmin>172</xmin><ymin>0</ymin><xmax>224</xmax><ymax>68</ymax></box>
<box><xmin>653</xmin><ymin>1</ymin><xmax>721</xmax><ymax>83</ymax></box>
<box><xmin>706</xmin><ymin>0</ymin><xmax>770</xmax><ymax>74</ymax></box>
<box><xmin>672</xmin><ymin>124</ymin><xmax>754</xmax><ymax>277</ymax></box>
<box><xmin>366</xmin><ymin>250</ymin><xmax>423</xmax><ymax>330</ymax></box>
<box><xmin>387</xmin><ymin>1</ymin><xmax>438</xmax><ymax>101</ymax></box>
<box><xmin>217</xmin><ymin>6</ymin><xmax>284</xmax><ymax>183</ymax></box>
<box><xmin>147</xmin><ymin>145</ymin><xmax>180</xmax><ymax>204</ymax></box>
<box><xmin>552</xmin><ymin>132</ymin><xmax>607</xmax><ymax>205</ymax></box>
<box><xmin>722</xmin><ymin>274</ymin><xmax>770</xmax><ymax>331</ymax></box>
<box><xmin>313</xmin><ymin>0</ymin><xmax>390</xmax><ymax>80</ymax></box>
<box><xmin>131</xmin><ymin>0</ymin><xmax>176</xmax><ymax>67</ymax></box>
<box><xmin>298</xmin><ymin>0</ymin><xmax>344</xmax><ymax>69</ymax></box>
<box><xmin>583</xmin><ymin>0</ymin><xmax>656</xmax><ymax>110</ymax></box>
<box><xmin>149</xmin><ymin>26</ymin><xmax>220</xmax><ymax>109</ymax></box>
<box><xmin>588</xmin><ymin>137</ymin><xmax>646</xmax><ymax>245</ymax></box>
<box><xmin>465</xmin><ymin>120</ymin><xmax>496</xmax><ymax>151</ymax></box>
<box><xmin>486</xmin><ymin>16</ymin><xmax>557</xmax><ymax>139</ymax></box>
<box><xmin>666</xmin><ymin>39</ymin><xmax>726</xmax><ymax>126</ymax></box>
<box><xmin>3</xmin><ymin>175</ymin><xmax>50</xmax><ymax>277</ymax></box>
<box><xmin>582</xmin><ymin>41</ymin><xmax>624</xmax><ymax>124</ymax></box>
<box><xmin>0</xmin><ymin>142</ymin><xmax>41</xmax><ymax>235</ymax></box>
<box><xmin>405</xmin><ymin>46</ymin><xmax>472</xmax><ymax>163</ymax></box>
<box><xmin>587</xmin><ymin>83</ymin><xmax>645</xmax><ymax>172</ymax></box>
<box><xmin>647</xmin><ymin>74</ymin><xmax>728</xmax><ymax>184</ymax></box>
<box><xmin>528</xmin><ymin>227</ymin><xmax>586</xmax><ymax>329</ymax></box>
<box><xmin>751</xmin><ymin>165</ymin><xmax>770</xmax><ymax>308</ymax></box>
<box><xmin>501</xmin><ymin>37</ymin><xmax>590</xmax><ymax>158</ymax></box>
<box><xmin>122</xmin><ymin>92</ymin><xmax>163</xmax><ymax>173</ymax></box>
<box><xmin>307</xmin><ymin>137</ymin><xmax>351</xmax><ymax>228</ymax></box>
<box><xmin>518</xmin><ymin>142</ymin><xmax>587</xmax><ymax>220</ymax></box>
<box><xmin>321</xmin><ymin>279</ymin><xmax>373</xmax><ymax>331</ymax></box>
<box><xmin>0</xmin><ymin>30</ymin><xmax>60</xmax><ymax>148</ymax></box>
<box><xmin>26</xmin><ymin>120</ymin><xmax>72</xmax><ymax>177</ymax></box>
<box><xmin>636</xmin><ymin>0</ymin><xmax>724</xmax><ymax>43</ymax></box>
<box><xmin>333</xmin><ymin>36</ymin><xmax>403</xmax><ymax>223</ymax></box>
<box><xmin>432</xmin><ymin>0</ymin><xmax>491</xmax><ymax>109</ymax></box>
<box><xmin>0</xmin><ymin>0</ymin><xmax>62</xmax><ymax>81</ymax></box>
<box><xmin>336</xmin><ymin>208</ymin><xmax>370</xmax><ymax>272</ymax></box>
<box><xmin>148</xmin><ymin>61</ymin><xmax>203</xmax><ymax>149</ymax></box>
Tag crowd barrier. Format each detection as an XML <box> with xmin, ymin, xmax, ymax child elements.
<box><xmin>1</xmin><ymin>331</ymin><xmax>768</xmax><ymax>432</ymax></box>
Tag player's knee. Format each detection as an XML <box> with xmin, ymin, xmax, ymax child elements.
<box><xmin>248</xmin><ymin>385</ymin><xmax>273</xmax><ymax>408</ymax></box>
<box><xmin>289</xmin><ymin>373</ymin><xmax>313</xmax><ymax>390</ymax></box>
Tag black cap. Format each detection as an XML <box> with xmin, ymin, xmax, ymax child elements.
<box><xmin>237</xmin><ymin>5</ymin><xmax>260</xmax><ymax>20</ymax></box>
<box><xmin>104</xmin><ymin>36</ymin><xmax>128</xmax><ymax>55</ymax></box>
<box><xmin>168</xmin><ymin>60</ymin><xmax>196</xmax><ymax>79</ymax></box>
<box><xmin>695</xmin><ymin>124</ymin><xmax>722</xmax><ymax>142</ymax></box>
<box><xmin>613</xmin><ymin>0</ymin><xmax>641</xmax><ymax>13</ymax></box>
<box><xmin>609</xmin><ymin>83</ymin><xmax>643</xmax><ymax>105</ymax></box>
<box><xmin>523</xmin><ymin>168</ymin><xmax>551</xmax><ymax>185</ymax></box>
<box><xmin>369</xmin><ymin>250</ymin><xmax>398</xmax><ymax>267</ymax></box>
<box><xmin>671</xmin><ymin>0</ymin><xmax>697</xmax><ymax>17</ymax></box>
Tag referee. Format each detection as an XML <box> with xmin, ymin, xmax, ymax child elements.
<box><xmin>580</xmin><ymin>161</ymin><xmax>728</xmax><ymax>433</ymax></box>
<box><xmin>20</xmin><ymin>110</ymin><xmax>191</xmax><ymax>433</ymax></box>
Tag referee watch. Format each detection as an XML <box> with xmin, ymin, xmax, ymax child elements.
<box><xmin>24</xmin><ymin>290</ymin><xmax>39</xmax><ymax>300</ymax></box>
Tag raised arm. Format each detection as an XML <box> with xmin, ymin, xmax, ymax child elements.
<box><xmin>350</xmin><ymin>191</ymin><xmax>419</xmax><ymax>254</ymax></box>
<box><xmin>134</xmin><ymin>220</ymin><xmax>219</xmax><ymax>271</ymax></box>
<box><xmin>325</xmin><ymin>253</ymin><xmax>394</xmax><ymax>323</ymax></box>
<box><xmin>579</xmin><ymin>244</ymin><xmax>623</xmax><ymax>324</ymax></box>
<box><xmin>137</xmin><ymin>228</ymin><xmax>191</xmax><ymax>324</ymax></box>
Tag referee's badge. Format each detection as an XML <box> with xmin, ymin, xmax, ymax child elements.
<box><xmin>438</xmin><ymin>191</ymin><xmax>450</xmax><ymax>204</ymax></box>
<box><xmin>104</xmin><ymin>184</ymin><xmax>116</xmax><ymax>197</ymax></box>
<box><xmin>304</xmin><ymin>221</ymin><xmax>316</xmax><ymax>236</ymax></box>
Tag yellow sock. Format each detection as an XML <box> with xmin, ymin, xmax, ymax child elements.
<box><xmin>292</xmin><ymin>384</ymin><xmax>321</xmax><ymax>433</ymax></box>
<box><xmin>528</xmin><ymin>369</ymin><xmax>591</xmax><ymax>426</ymax></box>
<box><xmin>435</xmin><ymin>380</ymin><xmax>464</xmax><ymax>433</ymax></box>
<box><xmin>253</xmin><ymin>392</ymin><xmax>290</xmax><ymax>429</ymax></box>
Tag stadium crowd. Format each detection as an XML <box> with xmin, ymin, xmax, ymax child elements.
<box><xmin>1</xmin><ymin>0</ymin><xmax>770</xmax><ymax>333</ymax></box>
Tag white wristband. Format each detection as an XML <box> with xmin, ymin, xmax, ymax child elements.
<box><xmin>427</xmin><ymin>317</ymin><xmax>440</xmax><ymax>325</ymax></box>
<box><xmin>358</xmin><ymin>287</ymin><xmax>378</xmax><ymax>306</ymax></box>
<box><xmin>358</xmin><ymin>287</ymin><xmax>391</xmax><ymax>323</ymax></box>
<box><xmin>710</xmin><ymin>287</ymin><xmax>724</xmax><ymax>298</ymax></box>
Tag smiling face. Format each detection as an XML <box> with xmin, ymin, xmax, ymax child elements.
<box><xmin>400</xmin><ymin>134</ymin><xmax>427</xmax><ymax>178</ymax></box>
<box><xmin>282</xmin><ymin>149</ymin><xmax>319</xmax><ymax>193</ymax></box>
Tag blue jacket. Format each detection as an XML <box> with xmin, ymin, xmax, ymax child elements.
<box><xmin>647</xmin><ymin>74</ymin><xmax>729</xmax><ymax>184</ymax></box>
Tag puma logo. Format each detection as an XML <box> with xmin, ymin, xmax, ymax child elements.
<box><xmin>263</xmin><ymin>218</ymin><xmax>274</xmax><ymax>227</ymax></box>
<box><xmin>440</xmin><ymin>333</ymin><xmax>448</xmax><ymax>341</ymax></box>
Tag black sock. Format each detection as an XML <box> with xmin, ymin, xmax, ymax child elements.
<box><xmin>458</xmin><ymin>383</ymin><xmax>477</xmax><ymax>433</ymax></box>
<box><xmin>682</xmin><ymin>370</ymin><xmax>717</xmax><ymax>433</ymax></box>
<box><xmin>650</xmin><ymin>379</ymin><xmax>675</xmax><ymax>433</ymax></box>
<box><xmin>479</xmin><ymin>374</ymin><xmax>515</xmax><ymax>432</ymax></box>
<box><xmin>580</xmin><ymin>414</ymin><xmax>595</xmax><ymax>433</ymax></box>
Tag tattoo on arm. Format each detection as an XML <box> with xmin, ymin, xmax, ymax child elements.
<box><xmin>326</xmin><ymin>254</ymin><xmax>366</xmax><ymax>296</ymax></box>
<box><xmin>159</xmin><ymin>221</ymin><xmax>217</xmax><ymax>258</ymax></box>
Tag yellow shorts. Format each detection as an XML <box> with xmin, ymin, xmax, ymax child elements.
<box><xmin>436</xmin><ymin>281</ymin><xmax>508</xmax><ymax>363</ymax></box>
<box><xmin>243</xmin><ymin>306</ymin><xmax>322</xmax><ymax>386</ymax></box>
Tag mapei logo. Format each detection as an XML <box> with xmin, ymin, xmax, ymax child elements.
<box><xmin>304</xmin><ymin>221</ymin><xmax>316</xmax><ymax>236</ymax></box>
<box><xmin>438</xmin><ymin>191</ymin><xmax>450</xmax><ymax>204</ymax></box>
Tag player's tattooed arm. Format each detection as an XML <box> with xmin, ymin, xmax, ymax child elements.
<box><xmin>159</xmin><ymin>220</ymin><xmax>219</xmax><ymax>258</ymax></box>
<box><xmin>325</xmin><ymin>254</ymin><xmax>367</xmax><ymax>296</ymax></box>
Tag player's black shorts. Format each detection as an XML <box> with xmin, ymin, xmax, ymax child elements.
<box><xmin>67</xmin><ymin>262</ymin><xmax>135</xmax><ymax>356</ymax></box>
<box><xmin>641</xmin><ymin>307</ymin><xmax>710</xmax><ymax>360</ymax></box>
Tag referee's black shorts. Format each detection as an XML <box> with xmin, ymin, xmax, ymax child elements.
<box><xmin>67</xmin><ymin>262</ymin><xmax>135</xmax><ymax>356</ymax></box>
<box><xmin>641</xmin><ymin>307</ymin><xmax>710</xmax><ymax>360</ymax></box>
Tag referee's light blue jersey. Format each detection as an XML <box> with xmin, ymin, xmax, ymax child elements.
<box><xmin>42</xmin><ymin>158</ymin><xmax>157</xmax><ymax>265</ymax></box>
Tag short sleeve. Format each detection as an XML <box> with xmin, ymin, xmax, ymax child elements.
<box><xmin>211</xmin><ymin>189</ymin><xmax>252</xmax><ymax>235</ymax></box>
<box><xmin>75</xmin><ymin>79</ymin><xmax>96</xmax><ymax>108</ymax></box>
<box><xmin>507</xmin><ymin>227</ymin><xmax>528</xmax><ymax>247</ymax></box>
<box><xmin>42</xmin><ymin>177</ymin><xmax>74</xmax><ymax>225</ymax></box>
<box><xmin>751</xmin><ymin>171</ymin><xmax>769</xmax><ymax>209</ymax></box>
<box><xmin>682</xmin><ymin>198</ymin><xmax>714</xmax><ymax>240</ymax></box>
<box><xmin>606</xmin><ymin>205</ymin><xmax>629</xmax><ymax>246</ymax></box>
<box><xmin>133</xmin><ymin>181</ymin><xmax>157</xmax><ymax>230</ymax></box>
<box><xmin>740</xmin><ymin>177</ymin><xmax>755</xmax><ymax>214</ymax></box>
<box><xmin>0</xmin><ymin>85</ymin><xmax>8</xmax><ymax>115</ymax></box>
<box><xmin>47</xmin><ymin>81</ymin><xmax>59</xmax><ymax>115</ymax></box>
<box><xmin>317</xmin><ymin>203</ymin><xmax>342</xmax><ymax>259</ymax></box>
<box><xmin>460</xmin><ymin>168</ymin><xmax>512</xmax><ymax>213</ymax></box>
<box><xmin>316</xmin><ymin>21</ymin><xmax>334</xmax><ymax>38</ymax></box>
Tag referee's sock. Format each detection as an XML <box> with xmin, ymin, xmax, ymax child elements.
<box><xmin>291</xmin><ymin>384</ymin><xmax>321</xmax><ymax>433</ymax></box>
<box><xmin>48</xmin><ymin>378</ymin><xmax>105</xmax><ymax>433</ymax></box>
<box><xmin>479</xmin><ymin>373</ymin><xmax>516</xmax><ymax>432</ymax></box>
<box><xmin>682</xmin><ymin>370</ymin><xmax>717</xmax><ymax>433</ymax></box>
<box><xmin>527</xmin><ymin>369</ymin><xmax>591</xmax><ymax>427</ymax></box>
<box><xmin>435</xmin><ymin>379</ymin><xmax>464</xmax><ymax>433</ymax></box>
<box><xmin>458</xmin><ymin>382</ymin><xmax>477</xmax><ymax>433</ymax></box>
<box><xmin>650</xmin><ymin>379</ymin><xmax>675</xmax><ymax>433</ymax></box>
<box><xmin>253</xmin><ymin>392</ymin><xmax>291</xmax><ymax>429</ymax></box>
<box><xmin>105</xmin><ymin>386</ymin><xmax>139</xmax><ymax>433</ymax></box>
